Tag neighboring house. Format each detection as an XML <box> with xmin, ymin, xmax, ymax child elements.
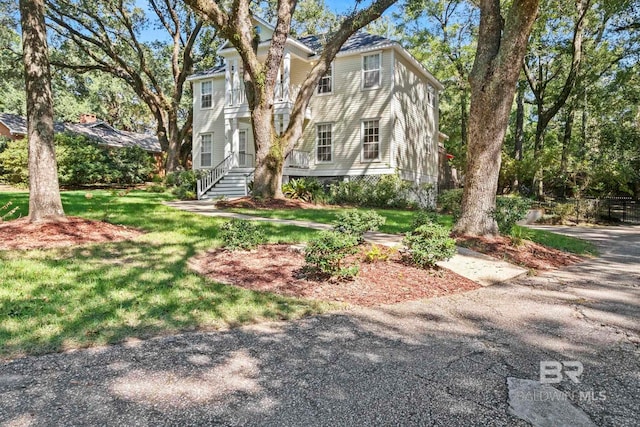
<box><xmin>188</xmin><ymin>16</ymin><xmax>444</xmax><ymax>201</ymax></box>
<box><xmin>0</xmin><ymin>112</ymin><xmax>163</xmax><ymax>168</ymax></box>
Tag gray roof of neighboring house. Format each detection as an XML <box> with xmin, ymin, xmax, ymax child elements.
<box><xmin>0</xmin><ymin>113</ymin><xmax>162</xmax><ymax>153</ymax></box>
<box><xmin>190</xmin><ymin>31</ymin><xmax>396</xmax><ymax>80</ymax></box>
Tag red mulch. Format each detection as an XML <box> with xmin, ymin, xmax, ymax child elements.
<box><xmin>456</xmin><ymin>235</ymin><xmax>583</xmax><ymax>270</ymax></box>
<box><xmin>215</xmin><ymin>196</ymin><xmax>321</xmax><ymax>210</ymax></box>
<box><xmin>0</xmin><ymin>217</ymin><xmax>143</xmax><ymax>251</ymax></box>
<box><xmin>189</xmin><ymin>243</ymin><xmax>481</xmax><ymax>306</ymax></box>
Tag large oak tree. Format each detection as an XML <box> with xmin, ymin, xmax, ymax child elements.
<box><xmin>20</xmin><ymin>0</ymin><xmax>65</xmax><ymax>221</ymax></box>
<box><xmin>454</xmin><ymin>0</ymin><xmax>539</xmax><ymax>235</ymax></box>
<box><xmin>184</xmin><ymin>0</ymin><xmax>396</xmax><ymax>198</ymax></box>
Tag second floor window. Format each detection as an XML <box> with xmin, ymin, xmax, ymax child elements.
<box><xmin>362</xmin><ymin>53</ymin><xmax>381</xmax><ymax>89</ymax></box>
<box><xmin>201</xmin><ymin>133</ymin><xmax>212</xmax><ymax>167</ymax></box>
<box><xmin>317</xmin><ymin>64</ymin><xmax>333</xmax><ymax>94</ymax></box>
<box><xmin>201</xmin><ymin>81</ymin><xmax>212</xmax><ymax>108</ymax></box>
<box><xmin>316</xmin><ymin>123</ymin><xmax>332</xmax><ymax>162</ymax></box>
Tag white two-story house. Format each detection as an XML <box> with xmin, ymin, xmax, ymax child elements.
<box><xmin>188</xmin><ymin>16</ymin><xmax>444</xmax><ymax>200</ymax></box>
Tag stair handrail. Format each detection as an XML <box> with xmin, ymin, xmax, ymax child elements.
<box><xmin>196</xmin><ymin>152</ymin><xmax>235</xmax><ymax>199</ymax></box>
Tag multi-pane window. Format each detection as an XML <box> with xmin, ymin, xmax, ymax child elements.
<box><xmin>317</xmin><ymin>64</ymin><xmax>333</xmax><ymax>94</ymax></box>
<box><xmin>201</xmin><ymin>81</ymin><xmax>212</xmax><ymax>108</ymax></box>
<box><xmin>362</xmin><ymin>120</ymin><xmax>380</xmax><ymax>161</ymax></box>
<box><xmin>316</xmin><ymin>123</ymin><xmax>332</xmax><ymax>162</ymax></box>
<box><xmin>201</xmin><ymin>133</ymin><xmax>212</xmax><ymax>167</ymax></box>
<box><xmin>362</xmin><ymin>53</ymin><xmax>381</xmax><ymax>89</ymax></box>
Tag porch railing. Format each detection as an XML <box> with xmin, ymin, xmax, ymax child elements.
<box><xmin>196</xmin><ymin>153</ymin><xmax>234</xmax><ymax>199</ymax></box>
<box><xmin>285</xmin><ymin>149</ymin><xmax>311</xmax><ymax>169</ymax></box>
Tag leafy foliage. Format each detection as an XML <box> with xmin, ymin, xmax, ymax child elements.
<box><xmin>282</xmin><ymin>177</ymin><xmax>324</xmax><ymax>202</ymax></box>
<box><xmin>0</xmin><ymin>134</ymin><xmax>153</xmax><ymax>186</ymax></box>
<box><xmin>491</xmin><ymin>196</ymin><xmax>531</xmax><ymax>235</ymax></box>
<box><xmin>402</xmin><ymin>224</ymin><xmax>457</xmax><ymax>269</ymax></box>
<box><xmin>411</xmin><ymin>210</ymin><xmax>439</xmax><ymax>229</ymax></box>
<box><xmin>327</xmin><ymin>174</ymin><xmax>428</xmax><ymax>208</ymax></box>
<box><xmin>333</xmin><ymin>210</ymin><xmax>386</xmax><ymax>242</ymax></box>
<box><xmin>219</xmin><ymin>219</ymin><xmax>266</xmax><ymax>251</ymax></box>
<box><xmin>437</xmin><ymin>189</ymin><xmax>463</xmax><ymax>220</ymax></box>
<box><xmin>304</xmin><ymin>230</ymin><xmax>359</xmax><ymax>278</ymax></box>
<box><xmin>164</xmin><ymin>170</ymin><xmax>207</xmax><ymax>200</ymax></box>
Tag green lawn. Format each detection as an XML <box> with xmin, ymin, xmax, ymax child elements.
<box><xmin>0</xmin><ymin>190</ymin><xmax>330</xmax><ymax>359</ymax></box>
<box><xmin>227</xmin><ymin>206</ymin><xmax>454</xmax><ymax>234</ymax></box>
<box><xmin>226</xmin><ymin>206</ymin><xmax>596</xmax><ymax>256</ymax></box>
<box><xmin>512</xmin><ymin>225</ymin><xmax>599</xmax><ymax>256</ymax></box>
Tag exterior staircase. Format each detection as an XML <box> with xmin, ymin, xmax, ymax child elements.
<box><xmin>202</xmin><ymin>168</ymin><xmax>253</xmax><ymax>199</ymax></box>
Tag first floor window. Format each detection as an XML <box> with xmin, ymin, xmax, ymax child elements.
<box><xmin>201</xmin><ymin>133</ymin><xmax>212</xmax><ymax>167</ymax></box>
<box><xmin>316</xmin><ymin>123</ymin><xmax>332</xmax><ymax>162</ymax></box>
<box><xmin>362</xmin><ymin>120</ymin><xmax>380</xmax><ymax>161</ymax></box>
<box><xmin>362</xmin><ymin>53</ymin><xmax>381</xmax><ymax>89</ymax></box>
<box><xmin>201</xmin><ymin>81</ymin><xmax>212</xmax><ymax>108</ymax></box>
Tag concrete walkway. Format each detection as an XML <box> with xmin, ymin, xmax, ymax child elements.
<box><xmin>165</xmin><ymin>200</ymin><xmax>527</xmax><ymax>286</ymax></box>
<box><xmin>1</xmin><ymin>226</ymin><xmax>638</xmax><ymax>426</ymax></box>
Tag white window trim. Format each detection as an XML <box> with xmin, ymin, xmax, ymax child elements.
<box><xmin>201</xmin><ymin>81</ymin><xmax>213</xmax><ymax>109</ymax></box>
<box><xmin>361</xmin><ymin>51</ymin><xmax>382</xmax><ymax>91</ymax></box>
<box><xmin>361</xmin><ymin>119</ymin><xmax>381</xmax><ymax>163</ymax></box>
<box><xmin>316</xmin><ymin>62</ymin><xmax>334</xmax><ymax>96</ymax></box>
<box><xmin>200</xmin><ymin>133</ymin><xmax>213</xmax><ymax>167</ymax></box>
<box><xmin>315</xmin><ymin>122</ymin><xmax>333</xmax><ymax>164</ymax></box>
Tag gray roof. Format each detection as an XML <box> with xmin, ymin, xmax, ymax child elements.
<box><xmin>190</xmin><ymin>31</ymin><xmax>396</xmax><ymax>80</ymax></box>
<box><xmin>0</xmin><ymin>113</ymin><xmax>162</xmax><ymax>153</ymax></box>
<box><xmin>298</xmin><ymin>31</ymin><xmax>395</xmax><ymax>54</ymax></box>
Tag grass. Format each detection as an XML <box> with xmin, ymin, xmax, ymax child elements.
<box><xmin>227</xmin><ymin>206</ymin><xmax>454</xmax><ymax>234</ymax></box>
<box><xmin>0</xmin><ymin>190</ymin><xmax>331</xmax><ymax>359</ymax></box>
<box><xmin>512</xmin><ymin>225</ymin><xmax>599</xmax><ymax>256</ymax></box>
<box><xmin>225</xmin><ymin>205</ymin><xmax>596</xmax><ymax>256</ymax></box>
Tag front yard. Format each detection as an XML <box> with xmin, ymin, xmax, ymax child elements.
<box><xmin>0</xmin><ymin>191</ymin><xmax>330</xmax><ymax>360</ymax></box>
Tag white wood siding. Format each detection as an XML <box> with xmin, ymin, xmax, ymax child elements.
<box><xmin>299</xmin><ymin>51</ymin><xmax>393</xmax><ymax>174</ymax></box>
<box><xmin>192</xmin><ymin>76</ymin><xmax>226</xmax><ymax>169</ymax></box>
<box><xmin>392</xmin><ymin>54</ymin><xmax>439</xmax><ymax>185</ymax></box>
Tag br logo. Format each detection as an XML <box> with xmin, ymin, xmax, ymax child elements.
<box><xmin>539</xmin><ymin>361</ymin><xmax>584</xmax><ymax>384</ymax></box>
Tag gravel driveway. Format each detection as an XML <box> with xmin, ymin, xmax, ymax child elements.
<box><xmin>1</xmin><ymin>226</ymin><xmax>638</xmax><ymax>426</ymax></box>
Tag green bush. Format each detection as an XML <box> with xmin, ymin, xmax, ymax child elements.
<box><xmin>0</xmin><ymin>138</ymin><xmax>28</xmax><ymax>185</ymax></box>
<box><xmin>0</xmin><ymin>134</ymin><xmax>154</xmax><ymax>186</ymax></box>
<box><xmin>328</xmin><ymin>179</ymin><xmax>368</xmax><ymax>206</ymax></box>
<box><xmin>411</xmin><ymin>210</ymin><xmax>438</xmax><ymax>229</ymax></box>
<box><xmin>333</xmin><ymin>210</ymin><xmax>386</xmax><ymax>242</ymax></box>
<box><xmin>282</xmin><ymin>177</ymin><xmax>324</xmax><ymax>202</ymax></box>
<box><xmin>304</xmin><ymin>230</ymin><xmax>359</xmax><ymax>278</ymax></box>
<box><xmin>551</xmin><ymin>202</ymin><xmax>576</xmax><ymax>221</ymax></box>
<box><xmin>492</xmin><ymin>196</ymin><xmax>531</xmax><ymax>235</ymax></box>
<box><xmin>327</xmin><ymin>174</ymin><xmax>419</xmax><ymax>208</ymax></box>
<box><xmin>165</xmin><ymin>170</ymin><xmax>205</xmax><ymax>200</ymax></box>
<box><xmin>437</xmin><ymin>189</ymin><xmax>463</xmax><ymax>220</ymax></box>
<box><xmin>402</xmin><ymin>224</ymin><xmax>456</xmax><ymax>268</ymax></box>
<box><xmin>219</xmin><ymin>219</ymin><xmax>266</xmax><ymax>250</ymax></box>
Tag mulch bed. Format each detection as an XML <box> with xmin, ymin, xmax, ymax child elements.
<box><xmin>456</xmin><ymin>234</ymin><xmax>583</xmax><ymax>270</ymax></box>
<box><xmin>189</xmin><ymin>243</ymin><xmax>481</xmax><ymax>306</ymax></box>
<box><xmin>0</xmin><ymin>217</ymin><xmax>143</xmax><ymax>251</ymax></box>
<box><xmin>215</xmin><ymin>196</ymin><xmax>321</xmax><ymax>210</ymax></box>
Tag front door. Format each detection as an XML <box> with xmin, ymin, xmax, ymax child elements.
<box><xmin>238</xmin><ymin>130</ymin><xmax>248</xmax><ymax>166</ymax></box>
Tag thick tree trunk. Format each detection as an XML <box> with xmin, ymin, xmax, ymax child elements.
<box><xmin>252</xmin><ymin>105</ymin><xmax>285</xmax><ymax>198</ymax></box>
<box><xmin>20</xmin><ymin>0</ymin><xmax>65</xmax><ymax>222</ymax></box>
<box><xmin>454</xmin><ymin>0</ymin><xmax>539</xmax><ymax>236</ymax></box>
<box><xmin>460</xmin><ymin>89</ymin><xmax>468</xmax><ymax>145</ymax></box>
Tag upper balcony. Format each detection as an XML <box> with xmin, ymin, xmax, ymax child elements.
<box><xmin>224</xmin><ymin>82</ymin><xmax>311</xmax><ymax>120</ymax></box>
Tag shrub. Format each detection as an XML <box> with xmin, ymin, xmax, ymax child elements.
<box><xmin>333</xmin><ymin>210</ymin><xmax>386</xmax><ymax>242</ymax></box>
<box><xmin>219</xmin><ymin>219</ymin><xmax>266</xmax><ymax>250</ymax></box>
<box><xmin>551</xmin><ymin>202</ymin><xmax>576</xmax><ymax>222</ymax></box>
<box><xmin>328</xmin><ymin>179</ymin><xmax>368</xmax><ymax>206</ymax></box>
<box><xmin>145</xmin><ymin>184</ymin><xmax>166</xmax><ymax>193</ymax></box>
<box><xmin>437</xmin><ymin>189</ymin><xmax>463</xmax><ymax>220</ymax></box>
<box><xmin>327</xmin><ymin>174</ymin><xmax>419</xmax><ymax>208</ymax></box>
<box><xmin>304</xmin><ymin>230</ymin><xmax>359</xmax><ymax>278</ymax></box>
<box><xmin>165</xmin><ymin>170</ymin><xmax>204</xmax><ymax>200</ymax></box>
<box><xmin>108</xmin><ymin>146</ymin><xmax>154</xmax><ymax>184</ymax></box>
<box><xmin>282</xmin><ymin>177</ymin><xmax>323</xmax><ymax>202</ymax></box>
<box><xmin>363</xmin><ymin>245</ymin><xmax>392</xmax><ymax>263</ymax></box>
<box><xmin>402</xmin><ymin>224</ymin><xmax>456</xmax><ymax>268</ymax></box>
<box><xmin>411</xmin><ymin>210</ymin><xmax>438</xmax><ymax>229</ymax></box>
<box><xmin>492</xmin><ymin>196</ymin><xmax>531</xmax><ymax>235</ymax></box>
<box><xmin>0</xmin><ymin>138</ymin><xmax>28</xmax><ymax>185</ymax></box>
